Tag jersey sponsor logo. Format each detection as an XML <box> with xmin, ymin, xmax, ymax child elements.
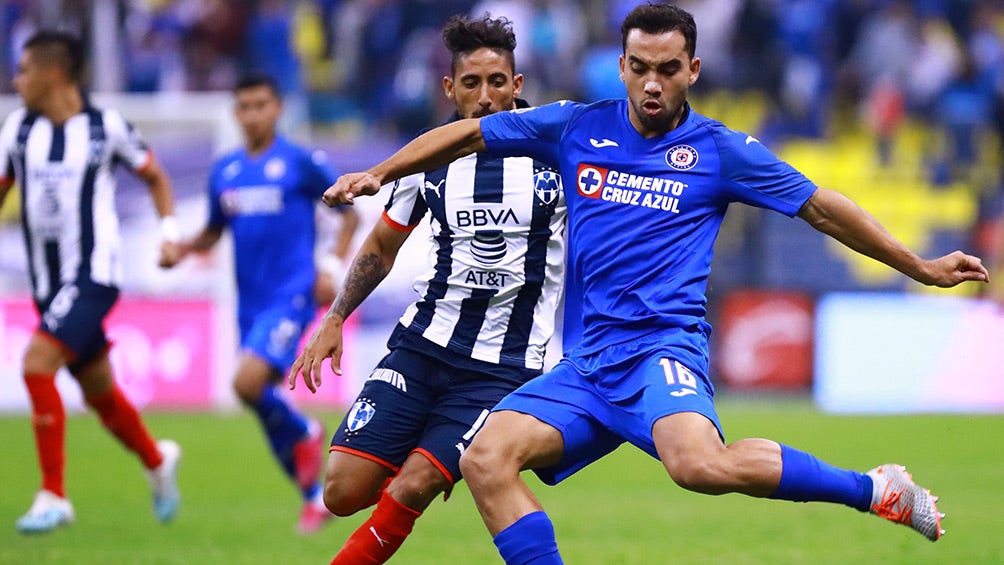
<box><xmin>577</xmin><ymin>163</ymin><xmax>687</xmax><ymax>213</ymax></box>
<box><xmin>533</xmin><ymin>169</ymin><xmax>561</xmax><ymax>204</ymax></box>
<box><xmin>424</xmin><ymin>178</ymin><xmax>445</xmax><ymax>200</ymax></box>
<box><xmin>456</xmin><ymin>208</ymin><xmax>519</xmax><ymax>227</ymax></box>
<box><xmin>366</xmin><ymin>368</ymin><xmax>407</xmax><ymax>392</ymax></box>
<box><xmin>470</xmin><ymin>230</ymin><xmax>507</xmax><ymax>266</ymax></box>
<box><xmin>220</xmin><ymin>185</ymin><xmax>284</xmax><ymax>216</ymax></box>
<box><xmin>264</xmin><ymin>157</ymin><xmax>286</xmax><ymax>180</ymax></box>
<box><xmin>576</xmin><ymin>163</ymin><xmax>607</xmax><ymax>199</ymax></box>
<box><xmin>666</xmin><ymin>145</ymin><xmax>699</xmax><ymax>170</ymax></box>
<box><xmin>745</xmin><ymin>135</ymin><xmax>759</xmax><ymax>145</ymax></box>
<box><xmin>465</xmin><ymin>269</ymin><xmax>509</xmax><ymax>286</ymax></box>
<box><xmin>345</xmin><ymin>398</ymin><xmax>377</xmax><ymax>432</ymax></box>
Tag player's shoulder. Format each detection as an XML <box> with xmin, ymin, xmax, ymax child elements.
<box><xmin>0</xmin><ymin>107</ymin><xmax>29</xmax><ymax>138</ymax></box>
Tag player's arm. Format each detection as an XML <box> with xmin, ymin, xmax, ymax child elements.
<box><xmin>290</xmin><ymin>219</ymin><xmax>411</xmax><ymax>393</ymax></box>
<box><xmin>134</xmin><ymin>155</ymin><xmax>183</xmax><ymax>268</ymax></box>
<box><xmin>323</xmin><ymin>119</ymin><xmax>486</xmax><ymax>206</ymax></box>
<box><xmin>798</xmin><ymin>187</ymin><xmax>989</xmax><ymax>287</ymax></box>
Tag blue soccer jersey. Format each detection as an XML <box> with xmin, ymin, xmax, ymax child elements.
<box><xmin>207</xmin><ymin>136</ymin><xmax>337</xmax><ymax>334</ymax></box>
<box><xmin>482</xmin><ymin>99</ymin><xmax>817</xmax><ymax>368</ymax></box>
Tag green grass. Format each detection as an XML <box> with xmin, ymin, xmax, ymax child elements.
<box><xmin>1</xmin><ymin>397</ymin><xmax>1002</xmax><ymax>564</ymax></box>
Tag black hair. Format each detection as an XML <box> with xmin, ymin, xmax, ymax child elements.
<box><xmin>234</xmin><ymin>73</ymin><xmax>282</xmax><ymax>99</ymax></box>
<box><xmin>621</xmin><ymin>3</ymin><xmax>697</xmax><ymax>59</ymax></box>
<box><xmin>442</xmin><ymin>14</ymin><xmax>517</xmax><ymax>75</ymax></box>
<box><xmin>23</xmin><ymin>30</ymin><xmax>85</xmax><ymax>82</ymax></box>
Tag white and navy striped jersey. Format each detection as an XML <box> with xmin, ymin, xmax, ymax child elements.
<box><xmin>0</xmin><ymin>106</ymin><xmax>151</xmax><ymax>299</ymax></box>
<box><xmin>382</xmin><ymin>152</ymin><xmax>566</xmax><ymax>370</ymax></box>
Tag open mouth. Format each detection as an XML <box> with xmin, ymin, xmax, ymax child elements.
<box><xmin>642</xmin><ymin>99</ymin><xmax>662</xmax><ymax>115</ymax></box>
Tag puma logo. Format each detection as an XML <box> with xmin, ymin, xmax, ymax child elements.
<box><xmin>424</xmin><ymin>179</ymin><xmax>445</xmax><ymax>199</ymax></box>
<box><xmin>369</xmin><ymin>526</ymin><xmax>389</xmax><ymax>547</ymax></box>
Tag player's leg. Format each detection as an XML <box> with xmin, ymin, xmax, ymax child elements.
<box><xmin>71</xmin><ymin>349</ymin><xmax>181</xmax><ymax>523</ymax></box>
<box><xmin>16</xmin><ymin>332</ymin><xmax>74</xmax><ymax>533</ymax></box>
<box><xmin>329</xmin><ymin>452</ymin><xmax>444</xmax><ymax>564</ymax></box>
<box><xmin>644</xmin><ymin>353</ymin><xmax>942</xmax><ymax>540</ymax></box>
<box><xmin>233</xmin><ymin>352</ymin><xmax>330</xmax><ymax>531</ymax></box>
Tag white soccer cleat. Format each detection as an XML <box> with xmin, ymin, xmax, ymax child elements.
<box><xmin>15</xmin><ymin>490</ymin><xmax>75</xmax><ymax>534</ymax></box>
<box><xmin>867</xmin><ymin>464</ymin><xmax>944</xmax><ymax>541</ymax></box>
<box><xmin>146</xmin><ymin>439</ymin><xmax>181</xmax><ymax>523</ymax></box>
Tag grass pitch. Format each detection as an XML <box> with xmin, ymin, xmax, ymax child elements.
<box><xmin>1</xmin><ymin>397</ymin><xmax>1002</xmax><ymax>564</ymax></box>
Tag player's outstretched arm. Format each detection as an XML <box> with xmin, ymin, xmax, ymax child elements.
<box><xmin>290</xmin><ymin>220</ymin><xmax>410</xmax><ymax>392</ymax></box>
<box><xmin>798</xmin><ymin>187</ymin><xmax>989</xmax><ymax>287</ymax></box>
<box><xmin>322</xmin><ymin>118</ymin><xmax>486</xmax><ymax>206</ymax></box>
<box><xmin>135</xmin><ymin>156</ymin><xmax>182</xmax><ymax>268</ymax></box>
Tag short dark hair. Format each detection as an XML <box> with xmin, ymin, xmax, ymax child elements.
<box><xmin>442</xmin><ymin>14</ymin><xmax>517</xmax><ymax>75</ymax></box>
<box><xmin>24</xmin><ymin>30</ymin><xmax>85</xmax><ymax>82</ymax></box>
<box><xmin>621</xmin><ymin>3</ymin><xmax>697</xmax><ymax>59</ymax></box>
<box><xmin>234</xmin><ymin>73</ymin><xmax>281</xmax><ymax>99</ymax></box>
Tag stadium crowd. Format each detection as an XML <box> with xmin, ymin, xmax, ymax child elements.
<box><xmin>2</xmin><ymin>1</ymin><xmax>1002</xmax><ymax>148</ymax></box>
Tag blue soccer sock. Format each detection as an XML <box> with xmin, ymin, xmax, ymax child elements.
<box><xmin>769</xmin><ymin>444</ymin><xmax>873</xmax><ymax>511</ymax></box>
<box><xmin>493</xmin><ymin>511</ymin><xmax>563</xmax><ymax>565</ymax></box>
<box><xmin>250</xmin><ymin>384</ymin><xmax>310</xmax><ymax>482</ymax></box>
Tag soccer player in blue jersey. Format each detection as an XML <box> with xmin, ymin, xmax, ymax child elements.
<box><xmin>321</xmin><ymin>4</ymin><xmax>991</xmax><ymax>562</ymax></box>
<box><xmin>164</xmin><ymin>74</ymin><xmax>358</xmax><ymax>535</ymax></box>
<box><xmin>1</xmin><ymin>30</ymin><xmax>181</xmax><ymax>534</ymax></box>
<box><xmin>288</xmin><ymin>14</ymin><xmax>566</xmax><ymax>564</ymax></box>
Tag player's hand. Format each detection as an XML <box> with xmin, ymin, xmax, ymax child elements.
<box><xmin>288</xmin><ymin>314</ymin><xmax>345</xmax><ymax>393</ymax></box>
<box><xmin>322</xmin><ymin>172</ymin><xmax>382</xmax><ymax>207</ymax></box>
<box><xmin>158</xmin><ymin>240</ymin><xmax>183</xmax><ymax>268</ymax></box>
<box><xmin>919</xmin><ymin>251</ymin><xmax>990</xmax><ymax>287</ymax></box>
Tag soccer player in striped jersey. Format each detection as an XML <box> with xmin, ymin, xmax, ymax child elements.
<box><xmin>0</xmin><ymin>30</ymin><xmax>182</xmax><ymax>534</ymax></box>
<box><xmin>162</xmin><ymin>74</ymin><xmax>359</xmax><ymax>535</ymax></box>
<box><xmin>321</xmin><ymin>4</ymin><xmax>991</xmax><ymax>562</ymax></box>
<box><xmin>289</xmin><ymin>14</ymin><xmax>566</xmax><ymax>563</ymax></box>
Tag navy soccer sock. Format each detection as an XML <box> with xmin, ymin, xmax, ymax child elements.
<box><xmin>769</xmin><ymin>444</ymin><xmax>873</xmax><ymax>511</ymax></box>
<box><xmin>493</xmin><ymin>511</ymin><xmax>563</xmax><ymax>565</ymax></box>
<box><xmin>251</xmin><ymin>384</ymin><xmax>310</xmax><ymax>480</ymax></box>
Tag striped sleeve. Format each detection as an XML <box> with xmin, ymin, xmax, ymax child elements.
<box><xmin>382</xmin><ymin>172</ymin><xmax>427</xmax><ymax>231</ymax></box>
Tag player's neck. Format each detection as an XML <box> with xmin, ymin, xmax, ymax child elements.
<box><xmin>245</xmin><ymin>133</ymin><xmax>276</xmax><ymax>156</ymax></box>
<box><xmin>39</xmin><ymin>86</ymin><xmax>83</xmax><ymax>125</ymax></box>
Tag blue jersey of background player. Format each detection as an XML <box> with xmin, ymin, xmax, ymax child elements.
<box><xmin>166</xmin><ymin>74</ymin><xmax>358</xmax><ymax>535</ymax></box>
<box><xmin>320</xmin><ymin>4</ymin><xmax>990</xmax><ymax>563</ymax></box>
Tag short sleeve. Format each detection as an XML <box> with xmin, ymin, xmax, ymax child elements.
<box><xmin>480</xmin><ymin>100</ymin><xmax>580</xmax><ymax>165</ymax></box>
<box><xmin>206</xmin><ymin>161</ymin><xmax>227</xmax><ymax>229</ymax></box>
<box><xmin>382</xmin><ymin>173</ymin><xmax>427</xmax><ymax>231</ymax></box>
<box><xmin>104</xmin><ymin>109</ymin><xmax>152</xmax><ymax>172</ymax></box>
<box><xmin>0</xmin><ymin>110</ymin><xmax>25</xmax><ymax>182</ymax></box>
<box><xmin>712</xmin><ymin>126</ymin><xmax>816</xmax><ymax>216</ymax></box>
<box><xmin>301</xmin><ymin>148</ymin><xmax>339</xmax><ymax>199</ymax></box>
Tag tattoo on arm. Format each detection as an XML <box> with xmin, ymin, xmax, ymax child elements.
<box><xmin>329</xmin><ymin>252</ymin><xmax>389</xmax><ymax>321</ymax></box>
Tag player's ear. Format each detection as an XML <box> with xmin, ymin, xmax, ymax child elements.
<box><xmin>618</xmin><ymin>54</ymin><xmax>626</xmax><ymax>83</ymax></box>
<box><xmin>512</xmin><ymin>73</ymin><xmax>523</xmax><ymax>97</ymax></box>
<box><xmin>443</xmin><ymin>76</ymin><xmax>455</xmax><ymax>101</ymax></box>
<box><xmin>689</xmin><ymin>57</ymin><xmax>701</xmax><ymax>86</ymax></box>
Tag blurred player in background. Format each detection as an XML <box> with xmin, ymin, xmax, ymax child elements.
<box><xmin>322</xmin><ymin>4</ymin><xmax>991</xmax><ymax>563</ymax></box>
<box><xmin>289</xmin><ymin>14</ymin><xmax>566</xmax><ymax>563</ymax></box>
<box><xmin>163</xmin><ymin>74</ymin><xmax>358</xmax><ymax>535</ymax></box>
<box><xmin>0</xmin><ymin>30</ymin><xmax>182</xmax><ymax>534</ymax></box>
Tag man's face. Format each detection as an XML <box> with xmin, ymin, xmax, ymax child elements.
<box><xmin>619</xmin><ymin>29</ymin><xmax>700</xmax><ymax>136</ymax></box>
<box><xmin>234</xmin><ymin>85</ymin><xmax>282</xmax><ymax>145</ymax></box>
<box><xmin>13</xmin><ymin>49</ymin><xmax>54</xmax><ymax>111</ymax></box>
<box><xmin>444</xmin><ymin>47</ymin><xmax>523</xmax><ymax>119</ymax></box>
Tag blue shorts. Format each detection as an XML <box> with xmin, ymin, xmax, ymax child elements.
<box><xmin>495</xmin><ymin>335</ymin><xmax>724</xmax><ymax>485</ymax></box>
<box><xmin>241</xmin><ymin>298</ymin><xmax>316</xmax><ymax>373</ymax></box>
<box><xmin>34</xmin><ymin>280</ymin><xmax>119</xmax><ymax>370</ymax></box>
<box><xmin>331</xmin><ymin>347</ymin><xmax>535</xmax><ymax>485</ymax></box>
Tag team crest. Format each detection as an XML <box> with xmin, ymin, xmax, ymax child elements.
<box><xmin>666</xmin><ymin>145</ymin><xmax>698</xmax><ymax>170</ymax></box>
<box><xmin>346</xmin><ymin>399</ymin><xmax>377</xmax><ymax>432</ymax></box>
<box><xmin>533</xmin><ymin>169</ymin><xmax>561</xmax><ymax>205</ymax></box>
<box><xmin>576</xmin><ymin>163</ymin><xmax>607</xmax><ymax>199</ymax></box>
<box><xmin>264</xmin><ymin>157</ymin><xmax>286</xmax><ymax>180</ymax></box>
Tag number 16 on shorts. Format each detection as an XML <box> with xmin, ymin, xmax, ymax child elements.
<box><xmin>660</xmin><ymin>358</ymin><xmax>699</xmax><ymax>397</ymax></box>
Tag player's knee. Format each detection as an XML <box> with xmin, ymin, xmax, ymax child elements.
<box><xmin>231</xmin><ymin>375</ymin><xmax>261</xmax><ymax>405</ymax></box>
<box><xmin>322</xmin><ymin>479</ymin><xmax>364</xmax><ymax>517</ymax></box>
<box><xmin>388</xmin><ymin>462</ymin><xmax>449</xmax><ymax>505</ymax></box>
<box><xmin>459</xmin><ymin>437</ymin><xmax>506</xmax><ymax>489</ymax></box>
<box><xmin>664</xmin><ymin>455</ymin><xmax>722</xmax><ymax>494</ymax></box>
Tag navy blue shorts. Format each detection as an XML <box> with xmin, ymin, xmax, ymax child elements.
<box><xmin>496</xmin><ymin>335</ymin><xmax>724</xmax><ymax>485</ymax></box>
<box><xmin>331</xmin><ymin>347</ymin><xmax>533</xmax><ymax>485</ymax></box>
<box><xmin>34</xmin><ymin>280</ymin><xmax>119</xmax><ymax>370</ymax></box>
